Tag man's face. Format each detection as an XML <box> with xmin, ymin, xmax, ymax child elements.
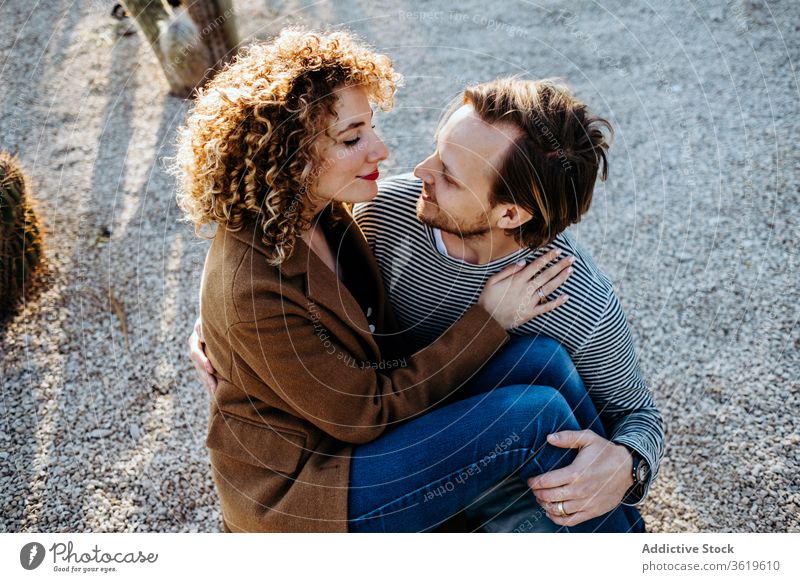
<box><xmin>413</xmin><ymin>105</ymin><xmax>520</xmax><ymax>238</ymax></box>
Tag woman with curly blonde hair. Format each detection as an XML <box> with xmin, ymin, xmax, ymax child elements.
<box><xmin>176</xmin><ymin>27</ymin><xmax>581</xmax><ymax>532</ymax></box>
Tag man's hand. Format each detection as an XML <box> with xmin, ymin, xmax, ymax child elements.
<box><xmin>527</xmin><ymin>430</ymin><xmax>634</xmax><ymax>527</ymax></box>
<box><xmin>188</xmin><ymin>317</ymin><xmax>218</xmax><ymax>396</ymax></box>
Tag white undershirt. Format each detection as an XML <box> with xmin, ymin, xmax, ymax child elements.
<box><xmin>432</xmin><ymin>228</ymin><xmax>452</xmax><ymax>258</ymax></box>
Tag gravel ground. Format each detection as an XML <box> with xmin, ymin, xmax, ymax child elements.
<box><xmin>0</xmin><ymin>0</ymin><xmax>797</xmax><ymax>533</ymax></box>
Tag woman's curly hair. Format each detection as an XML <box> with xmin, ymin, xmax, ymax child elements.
<box><xmin>173</xmin><ymin>27</ymin><xmax>400</xmax><ymax>265</ymax></box>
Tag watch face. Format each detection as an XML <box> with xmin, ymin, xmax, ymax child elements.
<box><xmin>636</xmin><ymin>461</ymin><xmax>650</xmax><ymax>484</ymax></box>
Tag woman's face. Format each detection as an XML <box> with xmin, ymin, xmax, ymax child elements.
<box><xmin>311</xmin><ymin>86</ymin><xmax>389</xmax><ymax>209</ymax></box>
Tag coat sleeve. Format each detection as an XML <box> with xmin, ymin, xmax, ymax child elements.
<box><xmin>225</xmin><ymin>298</ymin><xmax>509</xmax><ymax>444</ymax></box>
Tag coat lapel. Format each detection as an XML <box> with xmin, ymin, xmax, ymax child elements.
<box><xmin>280</xmin><ymin>210</ymin><xmax>382</xmax><ymax>359</ymax></box>
<box><xmin>228</xmin><ymin>208</ymin><xmax>384</xmax><ymax>360</ymax></box>
<box><xmin>303</xmin><ymin>216</ymin><xmax>378</xmax><ymax>352</ymax></box>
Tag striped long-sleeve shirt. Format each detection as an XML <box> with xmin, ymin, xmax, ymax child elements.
<box><xmin>353</xmin><ymin>174</ymin><xmax>664</xmax><ymax>504</ymax></box>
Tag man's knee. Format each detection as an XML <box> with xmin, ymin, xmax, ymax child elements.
<box><xmin>507</xmin><ymin>334</ymin><xmax>561</xmax><ymax>356</ymax></box>
<box><xmin>534</xmin><ymin>337</ymin><xmax>577</xmax><ymax>376</ymax></box>
<box><xmin>492</xmin><ymin>385</ymin><xmax>578</xmax><ymax>433</ymax></box>
<box><xmin>530</xmin><ymin>386</ymin><xmax>580</xmax><ymax>430</ymax></box>
<box><xmin>509</xmin><ymin>336</ymin><xmax>576</xmax><ymax>380</ymax></box>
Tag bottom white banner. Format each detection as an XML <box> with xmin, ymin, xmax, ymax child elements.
<box><xmin>2</xmin><ymin>533</ymin><xmax>798</xmax><ymax>581</ymax></box>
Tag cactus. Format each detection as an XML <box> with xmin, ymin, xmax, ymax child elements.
<box><xmin>186</xmin><ymin>0</ymin><xmax>239</xmax><ymax>68</ymax></box>
<box><xmin>121</xmin><ymin>0</ymin><xmax>239</xmax><ymax>98</ymax></box>
<box><xmin>158</xmin><ymin>4</ymin><xmax>215</xmax><ymax>93</ymax></box>
<box><xmin>0</xmin><ymin>151</ymin><xmax>43</xmax><ymax>317</ymax></box>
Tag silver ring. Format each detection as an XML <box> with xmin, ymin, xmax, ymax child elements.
<box><xmin>557</xmin><ymin>501</ymin><xmax>568</xmax><ymax>517</ymax></box>
<box><xmin>537</xmin><ymin>288</ymin><xmax>547</xmax><ymax>304</ymax></box>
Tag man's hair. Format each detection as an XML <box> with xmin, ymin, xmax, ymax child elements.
<box><xmin>463</xmin><ymin>78</ymin><xmax>612</xmax><ymax>248</ymax></box>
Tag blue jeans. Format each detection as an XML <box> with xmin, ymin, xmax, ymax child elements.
<box><xmin>457</xmin><ymin>336</ymin><xmax>644</xmax><ymax>533</ymax></box>
<box><xmin>348</xmin><ymin>336</ymin><xmax>644</xmax><ymax>533</ymax></box>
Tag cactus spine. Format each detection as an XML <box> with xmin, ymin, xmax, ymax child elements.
<box><xmin>0</xmin><ymin>151</ymin><xmax>43</xmax><ymax>317</ymax></box>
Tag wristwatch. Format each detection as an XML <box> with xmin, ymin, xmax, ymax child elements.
<box><xmin>630</xmin><ymin>449</ymin><xmax>650</xmax><ymax>486</ymax></box>
<box><xmin>623</xmin><ymin>446</ymin><xmax>650</xmax><ymax>502</ymax></box>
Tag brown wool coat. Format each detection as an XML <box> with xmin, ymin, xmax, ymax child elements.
<box><xmin>200</xmin><ymin>208</ymin><xmax>509</xmax><ymax>532</ymax></box>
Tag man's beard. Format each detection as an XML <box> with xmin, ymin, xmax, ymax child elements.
<box><xmin>415</xmin><ymin>196</ymin><xmax>491</xmax><ymax>239</ymax></box>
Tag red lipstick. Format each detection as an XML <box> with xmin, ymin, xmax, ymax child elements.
<box><xmin>359</xmin><ymin>170</ymin><xmax>380</xmax><ymax>181</ymax></box>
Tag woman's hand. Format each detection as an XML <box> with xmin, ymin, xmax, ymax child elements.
<box><xmin>478</xmin><ymin>249</ymin><xmax>574</xmax><ymax>330</ymax></box>
<box><xmin>188</xmin><ymin>317</ymin><xmax>218</xmax><ymax>396</ymax></box>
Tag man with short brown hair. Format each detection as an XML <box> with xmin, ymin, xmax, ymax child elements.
<box><xmin>354</xmin><ymin>78</ymin><xmax>663</xmax><ymax>530</ymax></box>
